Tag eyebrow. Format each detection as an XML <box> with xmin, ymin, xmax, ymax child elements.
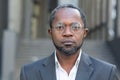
<box><xmin>56</xmin><ymin>22</ymin><xmax>83</xmax><ymax>26</ymax></box>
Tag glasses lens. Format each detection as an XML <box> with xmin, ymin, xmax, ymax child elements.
<box><xmin>55</xmin><ymin>23</ymin><xmax>65</xmax><ymax>31</ymax></box>
<box><xmin>71</xmin><ymin>23</ymin><xmax>83</xmax><ymax>32</ymax></box>
<box><xmin>53</xmin><ymin>23</ymin><xmax>83</xmax><ymax>33</ymax></box>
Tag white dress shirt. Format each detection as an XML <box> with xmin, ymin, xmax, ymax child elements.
<box><xmin>55</xmin><ymin>49</ymin><xmax>82</xmax><ymax>80</ymax></box>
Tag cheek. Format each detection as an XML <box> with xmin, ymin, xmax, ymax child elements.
<box><xmin>75</xmin><ymin>34</ymin><xmax>84</xmax><ymax>44</ymax></box>
<box><xmin>52</xmin><ymin>33</ymin><xmax>61</xmax><ymax>43</ymax></box>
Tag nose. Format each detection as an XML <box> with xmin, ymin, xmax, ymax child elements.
<box><xmin>62</xmin><ymin>26</ymin><xmax>73</xmax><ymax>37</ymax></box>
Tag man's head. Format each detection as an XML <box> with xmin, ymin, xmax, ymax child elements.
<box><xmin>49</xmin><ymin>4</ymin><xmax>87</xmax><ymax>28</ymax></box>
<box><xmin>48</xmin><ymin>4</ymin><xmax>88</xmax><ymax>56</ymax></box>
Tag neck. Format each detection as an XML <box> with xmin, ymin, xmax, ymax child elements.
<box><xmin>56</xmin><ymin>50</ymin><xmax>80</xmax><ymax>74</ymax></box>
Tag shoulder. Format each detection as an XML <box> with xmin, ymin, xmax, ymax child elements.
<box><xmin>23</xmin><ymin>58</ymin><xmax>46</xmax><ymax>70</ymax></box>
<box><xmin>82</xmin><ymin>52</ymin><xmax>116</xmax><ymax>69</ymax></box>
<box><xmin>90</xmin><ymin>55</ymin><xmax>118</xmax><ymax>79</ymax></box>
<box><xmin>82</xmin><ymin>53</ymin><xmax>118</xmax><ymax>79</ymax></box>
<box><xmin>88</xmin><ymin>54</ymin><xmax>116</xmax><ymax>70</ymax></box>
<box><xmin>20</xmin><ymin>55</ymin><xmax>53</xmax><ymax>80</ymax></box>
<box><xmin>21</xmin><ymin>54</ymin><xmax>54</xmax><ymax>73</ymax></box>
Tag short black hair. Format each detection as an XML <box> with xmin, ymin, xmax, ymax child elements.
<box><xmin>49</xmin><ymin>4</ymin><xmax>87</xmax><ymax>28</ymax></box>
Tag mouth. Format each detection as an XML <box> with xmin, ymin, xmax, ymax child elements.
<box><xmin>63</xmin><ymin>41</ymin><xmax>73</xmax><ymax>45</ymax></box>
<box><xmin>62</xmin><ymin>40</ymin><xmax>75</xmax><ymax>47</ymax></box>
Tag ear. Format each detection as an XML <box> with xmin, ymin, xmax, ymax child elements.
<box><xmin>48</xmin><ymin>28</ymin><xmax>52</xmax><ymax>35</ymax></box>
<box><xmin>83</xmin><ymin>28</ymin><xmax>89</xmax><ymax>38</ymax></box>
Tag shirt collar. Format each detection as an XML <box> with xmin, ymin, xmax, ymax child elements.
<box><xmin>55</xmin><ymin>49</ymin><xmax>82</xmax><ymax>68</ymax></box>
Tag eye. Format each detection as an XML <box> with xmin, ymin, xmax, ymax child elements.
<box><xmin>55</xmin><ymin>23</ymin><xmax>65</xmax><ymax>30</ymax></box>
<box><xmin>71</xmin><ymin>23</ymin><xmax>81</xmax><ymax>31</ymax></box>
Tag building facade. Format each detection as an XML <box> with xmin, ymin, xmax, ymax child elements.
<box><xmin>0</xmin><ymin>0</ymin><xmax>120</xmax><ymax>80</ymax></box>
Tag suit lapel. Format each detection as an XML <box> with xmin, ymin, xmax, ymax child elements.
<box><xmin>40</xmin><ymin>53</ymin><xmax>56</xmax><ymax>80</ymax></box>
<box><xmin>75</xmin><ymin>53</ymin><xmax>94</xmax><ymax>80</ymax></box>
<box><xmin>39</xmin><ymin>52</ymin><xmax>94</xmax><ymax>80</ymax></box>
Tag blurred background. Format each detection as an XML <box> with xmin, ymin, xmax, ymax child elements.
<box><xmin>0</xmin><ymin>0</ymin><xmax>120</xmax><ymax>80</ymax></box>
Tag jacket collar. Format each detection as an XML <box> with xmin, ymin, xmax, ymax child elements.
<box><xmin>40</xmin><ymin>53</ymin><xmax>56</xmax><ymax>80</ymax></box>
<box><xmin>41</xmin><ymin>52</ymin><xmax>94</xmax><ymax>80</ymax></box>
<box><xmin>75</xmin><ymin>52</ymin><xmax>94</xmax><ymax>80</ymax></box>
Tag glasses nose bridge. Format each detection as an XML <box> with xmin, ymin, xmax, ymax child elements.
<box><xmin>62</xmin><ymin>25</ymin><xmax>73</xmax><ymax>34</ymax></box>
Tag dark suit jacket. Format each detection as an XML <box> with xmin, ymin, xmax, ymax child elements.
<box><xmin>20</xmin><ymin>52</ymin><xmax>119</xmax><ymax>80</ymax></box>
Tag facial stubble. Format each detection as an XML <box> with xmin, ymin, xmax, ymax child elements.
<box><xmin>53</xmin><ymin>39</ymin><xmax>83</xmax><ymax>56</ymax></box>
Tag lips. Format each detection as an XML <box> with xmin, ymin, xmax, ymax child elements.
<box><xmin>61</xmin><ymin>40</ymin><xmax>75</xmax><ymax>45</ymax></box>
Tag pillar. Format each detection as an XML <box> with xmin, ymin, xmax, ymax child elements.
<box><xmin>23</xmin><ymin>0</ymin><xmax>33</xmax><ymax>39</ymax></box>
<box><xmin>8</xmin><ymin>0</ymin><xmax>23</xmax><ymax>33</ymax></box>
<box><xmin>107</xmin><ymin>0</ymin><xmax>116</xmax><ymax>40</ymax></box>
<box><xmin>117</xmin><ymin>0</ymin><xmax>120</xmax><ymax>37</ymax></box>
<box><xmin>1</xmin><ymin>0</ymin><xmax>23</xmax><ymax>80</ymax></box>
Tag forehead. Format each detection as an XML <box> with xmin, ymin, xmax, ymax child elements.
<box><xmin>53</xmin><ymin>8</ymin><xmax>83</xmax><ymax>24</ymax></box>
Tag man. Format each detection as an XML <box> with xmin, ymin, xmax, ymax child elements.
<box><xmin>20</xmin><ymin>4</ymin><xmax>119</xmax><ymax>80</ymax></box>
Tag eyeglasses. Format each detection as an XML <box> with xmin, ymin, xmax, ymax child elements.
<box><xmin>52</xmin><ymin>22</ymin><xmax>84</xmax><ymax>33</ymax></box>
